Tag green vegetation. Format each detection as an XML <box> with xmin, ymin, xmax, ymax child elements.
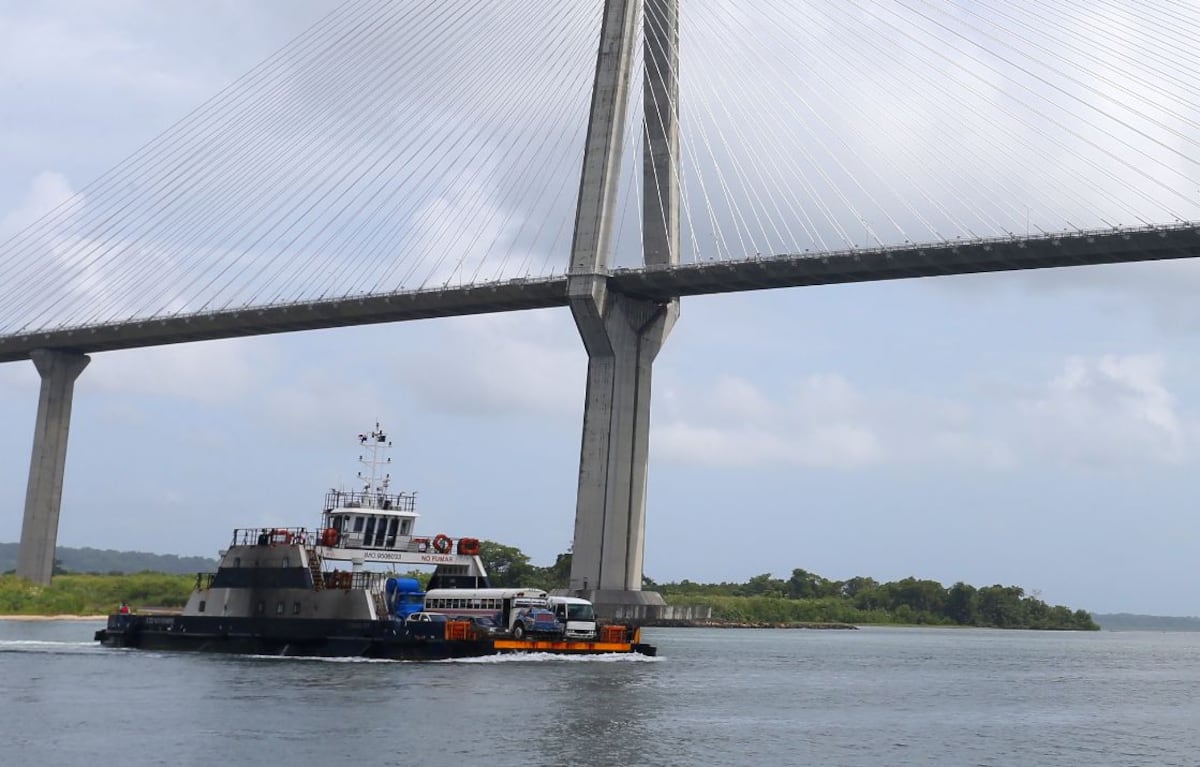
<box><xmin>657</xmin><ymin>574</ymin><xmax>1097</xmax><ymax>630</ymax></box>
<box><xmin>0</xmin><ymin>540</ymin><xmax>1098</xmax><ymax>630</ymax></box>
<box><xmin>477</xmin><ymin>540</ymin><xmax>571</xmax><ymax>591</ymax></box>
<box><xmin>0</xmin><ymin>573</ymin><xmax>194</xmax><ymax>615</ymax></box>
<box><xmin>0</xmin><ymin>542</ymin><xmax>216</xmax><ymax>575</ymax></box>
<box><xmin>479</xmin><ymin>543</ymin><xmax>1096</xmax><ymax>631</ymax></box>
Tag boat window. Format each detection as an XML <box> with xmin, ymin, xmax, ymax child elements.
<box><xmin>256</xmin><ymin>601</ymin><xmax>265</xmax><ymax>615</ymax></box>
<box><xmin>276</xmin><ymin>602</ymin><xmax>285</xmax><ymax>615</ymax></box>
<box><xmin>373</xmin><ymin>517</ymin><xmax>387</xmax><ymax>548</ymax></box>
<box><xmin>234</xmin><ymin>557</ymin><xmax>241</xmax><ymax>568</ymax></box>
<box><xmin>292</xmin><ymin>602</ymin><xmax>302</xmax><ymax>615</ymax></box>
<box><xmin>385</xmin><ymin>517</ymin><xmax>399</xmax><ymax>547</ymax></box>
<box><xmin>353</xmin><ymin>516</ymin><xmax>365</xmax><ymax>533</ymax></box>
<box><xmin>281</xmin><ymin>556</ymin><xmax>289</xmax><ymax>568</ymax></box>
<box><xmin>400</xmin><ymin>519</ymin><xmax>412</xmax><ymax>535</ymax></box>
<box><xmin>198</xmin><ymin>600</ymin><xmax>206</xmax><ymax>613</ymax></box>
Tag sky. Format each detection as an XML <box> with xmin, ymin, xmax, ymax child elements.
<box><xmin>2</xmin><ymin>2</ymin><xmax>1200</xmax><ymax>617</ymax></box>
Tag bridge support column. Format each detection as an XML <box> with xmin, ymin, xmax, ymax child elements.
<box><xmin>568</xmin><ymin>280</ymin><xmax>676</xmax><ymax>612</ymax></box>
<box><xmin>17</xmin><ymin>349</ymin><xmax>89</xmax><ymax>585</ymax></box>
<box><xmin>564</xmin><ymin>0</ymin><xmax>679</xmax><ymax>619</ymax></box>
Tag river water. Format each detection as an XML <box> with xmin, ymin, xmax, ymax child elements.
<box><xmin>1</xmin><ymin>621</ymin><xmax>1196</xmax><ymax>766</ymax></box>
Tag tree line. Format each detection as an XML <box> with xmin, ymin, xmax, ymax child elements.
<box><xmin>479</xmin><ymin>542</ymin><xmax>1098</xmax><ymax>630</ymax></box>
<box><xmin>0</xmin><ymin>543</ymin><xmax>217</xmax><ymax>576</ymax></box>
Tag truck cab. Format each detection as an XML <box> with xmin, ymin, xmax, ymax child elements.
<box><xmin>547</xmin><ymin>596</ymin><xmax>597</xmax><ymax>640</ymax></box>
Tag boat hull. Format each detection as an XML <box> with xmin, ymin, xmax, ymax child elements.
<box><xmin>94</xmin><ymin>614</ymin><xmax>655</xmax><ymax>659</ymax></box>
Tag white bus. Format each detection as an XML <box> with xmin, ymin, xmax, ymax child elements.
<box><xmin>547</xmin><ymin>596</ymin><xmax>598</xmax><ymax>640</ymax></box>
<box><xmin>423</xmin><ymin>588</ymin><xmax>549</xmax><ymax>632</ymax></box>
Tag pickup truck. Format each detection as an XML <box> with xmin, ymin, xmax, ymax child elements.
<box><xmin>510</xmin><ymin>607</ymin><xmax>563</xmax><ymax>640</ymax></box>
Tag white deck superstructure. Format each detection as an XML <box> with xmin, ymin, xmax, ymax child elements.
<box><xmin>313</xmin><ymin>424</ymin><xmax>488</xmax><ymax>582</ymax></box>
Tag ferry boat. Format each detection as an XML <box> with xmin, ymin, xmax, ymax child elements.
<box><xmin>95</xmin><ymin>424</ymin><xmax>655</xmax><ymax>659</ymax></box>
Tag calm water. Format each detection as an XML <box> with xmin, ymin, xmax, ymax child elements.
<box><xmin>1</xmin><ymin>621</ymin><xmax>1197</xmax><ymax>766</ymax></box>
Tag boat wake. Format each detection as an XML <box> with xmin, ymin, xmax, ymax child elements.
<box><xmin>236</xmin><ymin>651</ymin><xmax>663</xmax><ymax>665</ymax></box>
<box><xmin>0</xmin><ymin>639</ymin><xmax>101</xmax><ymax>655</ymax></box>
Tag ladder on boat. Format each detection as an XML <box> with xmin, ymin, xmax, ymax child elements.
<box><xmin>307</xmin><ymin>547</ymin><xmax>324</xmax><ymax>591</ymax></box>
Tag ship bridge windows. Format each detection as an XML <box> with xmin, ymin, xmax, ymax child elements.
<box><xmin>328</xmin><ymin>513</ymin><xmax>412</xmax><ymax>549</ymax></box>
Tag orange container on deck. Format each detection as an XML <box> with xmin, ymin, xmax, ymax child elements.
<box><xmin>600</xmin><ymin>625</ymin><xmax>628</xmax><ymax>643</ymax></box>
<box><xmin>445</xmin><ymin>620</ymin><xmax>473</xmax><ymax>641</ymax></box>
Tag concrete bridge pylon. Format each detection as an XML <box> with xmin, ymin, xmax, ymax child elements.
<box><xmin>566</xmin><ymin>0</ymin><xmax>679</xmax><ymax>617</ymax></box>
<box><xmin>17</xmin><ymin>349</ymin><xmax>90</xmax><ymax>585</ymax></box>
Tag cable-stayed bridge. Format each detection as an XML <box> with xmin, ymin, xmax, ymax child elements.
<box><xmin>3</xmin><ymin>1</ymin><xmax>1199</xmax><ymax>611</ymax></box>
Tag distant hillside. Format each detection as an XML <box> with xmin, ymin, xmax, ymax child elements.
<box><xmin>0</xmin><ymin>543</ymin><xmax>217</xmax><ymax>575</ymax></box>
<box><xmin>1093</xmin><ymin>613</ymin><xmax>1200</xmax><ymax>631</ymax></box>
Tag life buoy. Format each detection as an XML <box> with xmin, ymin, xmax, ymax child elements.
<box><xmin>456</xmin><ymin>537</ymin><xmax>480</xmax><ymax>556</ymax></box>
<box><xmin>271</xmin><ymin>529</ymin><xmax>289</xmax><ymax>545</ymax></box>
<box><xmin>320</xmin><ymin>527</ymin><xmax>339</xmax><ymax>547</ymax></box>
<box><xmin>432</xmin><ymin>534</ymin><xmax>453</xmax><ymax>554</ymax></box>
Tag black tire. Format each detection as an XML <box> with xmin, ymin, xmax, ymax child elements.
<box><xmin>512</xmin><ymin>623</ymin><xmax>526</xmax><ymax>641</ymax></box>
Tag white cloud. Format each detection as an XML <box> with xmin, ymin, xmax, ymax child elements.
<box><xmin>258</xmin><ymin>368</ymin><xmax>392</xmax><ymax>438</ymax></box>
<box><xmin>653</xmin><ymin>373</ymin><xmax>885</xmax><ymax>469</ymax></box>
<box><xmin>87</xmin><ymin>340</ymin><xmax>272</xmax><ymax>404</ymax></box>
<box><xmin>402</xmin><ymin>312</ymin><xmax>584</xmax><ymax>418</ymax></box>
<box><xmin>1016</xmin><ymin>353</ymin><xmax>1186</xmax><ymax>467</ymax></box>
<box><xmin>654</xmin><ymin>419</ymin><xmax>881</xmax><ymax>469</ymax></box>
<box><xmin>0</xmin><ymin>171</ymin><xmax>76</xmax><ymax>237</ymax></box>
<box><xmin>651</xmin><ymin>353</ymin><xmax>1191</xmax><ymax>471</ymax></box>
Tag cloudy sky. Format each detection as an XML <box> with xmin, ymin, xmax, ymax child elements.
<box><xmin>3</xmin><ymin>1</ymin><xmax>1200</xmax><ymax>616</ymax></box>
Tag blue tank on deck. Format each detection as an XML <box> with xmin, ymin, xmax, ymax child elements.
<box><xmin>385</xmin><ymin>577</ymin><xmax>425</xmax><ymax>619</ymax></box>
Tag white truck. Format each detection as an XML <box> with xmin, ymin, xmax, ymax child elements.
<box><xmin>547</xmin><ymin>595</ymin><xmax>598</xmax><ymax>640</ymax></box>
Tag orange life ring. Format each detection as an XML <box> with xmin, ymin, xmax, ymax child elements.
<box><xmin>456</xmin><ymin>537</ymin><xmax>480</xmax><ymax>556</ymax></box>
<box><xmin>432</xmin><ymin>534</ymin><xmax>453</xmax><ymax>554</ymax></box>
<box><xmin>320</xmin><ymin>527</ymin><xmax>339</xmax><ymax>547</ymax></box>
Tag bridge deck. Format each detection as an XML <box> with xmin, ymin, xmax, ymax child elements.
<box><xmin>0</xmin><ymin>226</ymin><xmax>1196</xmax><ymax>363</ymax></box>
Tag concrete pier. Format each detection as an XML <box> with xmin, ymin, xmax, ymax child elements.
<box><xmin>17</xmin><ymin>349</ymin><xmax>89</xmax><ymax>584</ymax></box>
<box><xmin>567</xmin><ymin>288</ymin><xmax>674</xmax><ymax>596</ymax></box>
<box><xmin>566</xmin><ymin>0</ymin><xmax>679</xmax><ymax>616</ymax></box>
